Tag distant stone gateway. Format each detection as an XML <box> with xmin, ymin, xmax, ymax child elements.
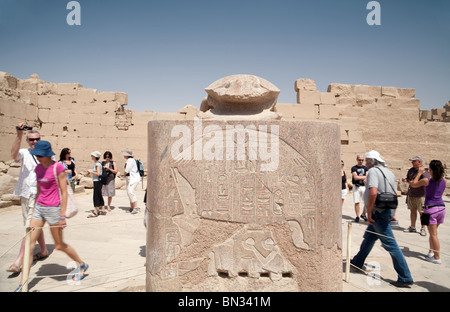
<box><xmin>146</xmin><ymin>75</ymin><xmax>342</xmax><ymax>292</ymax></box>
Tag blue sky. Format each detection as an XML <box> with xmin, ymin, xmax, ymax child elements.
<box><xmin>1</xmin><ymin>0</ymin><xmax>449</xmax><ymax>112</ymax></box>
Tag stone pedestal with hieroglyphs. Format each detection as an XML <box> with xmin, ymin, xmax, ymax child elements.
<box><xmin>145</xmin><ymin>75</ymin><xmax>342</xmax><ymax>292</ymax></box>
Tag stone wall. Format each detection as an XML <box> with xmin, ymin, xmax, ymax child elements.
<box><xmin>276</xmin><ymin>79</ymin><xmax>450</xmax><ymax>193</ymax></box>
<box><xmin>1</xmin><ymin>71</ymin><xmax>449</xmax><ymax>207</ymax></box>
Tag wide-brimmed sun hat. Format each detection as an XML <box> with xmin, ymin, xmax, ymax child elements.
<box><xmin>30</xmin><ymin>140</ymin><xmax>55</xmax><ymax>157</ymax></box>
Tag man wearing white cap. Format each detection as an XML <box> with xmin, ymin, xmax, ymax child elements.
<box><xmin>405</xmin><ymin>156</ymin><xmax>430</xmax><ymax>236</ymax></box>
<box><xmin>351</xmin><ymin>150</ymin><xmax>413</xmax><ymax>288</ymax></box>
<box><xmin>123</xmin><ymin>149</ymin><xmax>140</xmax><ymax>214</ymax></box>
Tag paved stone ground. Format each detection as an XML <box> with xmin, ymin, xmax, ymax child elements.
<box><xmin>1</xmin><ymin>186</ymin><xmax>449</xmax><ymax>292</ymax></box>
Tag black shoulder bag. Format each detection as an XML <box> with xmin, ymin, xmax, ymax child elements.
<box><xmin>375</xmin><ymin>167</ymin><xmax>398</xmax><ymax>209</ymax></box>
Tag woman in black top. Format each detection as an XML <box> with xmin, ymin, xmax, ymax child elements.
<box><xmin>59</xmin><ymin>148</ymin><xmax>78</xmax><ymax>192</ymax></box>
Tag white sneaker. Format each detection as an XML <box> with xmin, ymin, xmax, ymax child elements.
<box><xmin>425</xmin><ymin>255</ymin><xmax>441</xmax><ymax>264</ymax></box>
<box><xmin>426</xmin><ymin>252</ymin><xmax>434</xmax><ymax>258</ymax></box>
<box><xmin>420</xmin><ymin>228</ymin><xmax>427</xmax><ymax>236</ymax></box>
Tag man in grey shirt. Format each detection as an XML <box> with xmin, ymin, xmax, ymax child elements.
<box><xmin>351</xmin><ymin>150</ymin><xmax>413</xmax><ymax>288</ymax></box>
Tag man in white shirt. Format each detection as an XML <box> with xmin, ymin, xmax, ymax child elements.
<box><xmin>7</xmin><ymin>123</ymin><xmax>48</xmax><ymax>273</ymax></box>
<box><xmin>123</xmin><ymin>149</ymin><xmax>140</xmax><ymax>214</ymax></box>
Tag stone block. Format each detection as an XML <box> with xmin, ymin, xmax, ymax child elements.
<box><xmin>348</xmin><ymin>130</ymin><xmax>363</xmax><ymax>143</ymax></box>
<box><xmin>275</xmin><ymin>103</ymin><xmax>317</xmax><ymax>120</ymax></box>
<box><xmin>327</xmin><ymin>83</ymin><xmax>355</xmax><ymax>98</ymax></box>
<box><xmin>320</xmin><ymin>92</ymin><xmax>336</xmax><ymax>105</ymax></box>
<box><xmin>77</xmin><ymin>88</ymin><xmax>97</xmax><ymax>104</ymax></box>
<box><xmin>297</xmin><ymin>90</ymin><xmax>321</xmax><ymax>105</ymax></box>
<box><xmin>37</xmin><ymin>82</ymin><xmax>57</xmax><ymax>95</ymax></box>
<box><xmin>18</xmin><ymin>80</ymin><xmax>39</xmax><ymax>92</ymax></box>
<box><xmin>397</xmin><ymin>88</ymin><xmax>415</xmax><ymax>98</ymax></box>
<box><xmin>18</xmin><ymin>90</ymin><xmax>38</xmax><ymax>105</ymax></box>
<box><xmin>420</xmin><ymin>110</ymin><xmax>432</xmax><ymax>120</ymax></box>
<box><xmin>336</xmin><ymin>97</ymin><xmax>356</xmax><ymax>106</ymax></box>
<box><xmin>381</xmin><ymin>86</ymin><xmax>399</xmax><ymax>98</ymax></box>
<box><xmin>115</xmin><ymin>92</ymin><xmax>128</xmax><ymax>105</ymax></box>
<box><xmin>146</xmin><ymin>119</ymin><xmax>342</xmax><ymax>292</ymax></box>
<box><xmin>25</xmin><ymin>104</ymin><xmax>38</xmax><ymax>121</ymax></box>
<box><xmin>0</xmin><ymin>72</ymin><xmax>18</xmax><ymax>89</ymax></box>
<box><xmin>319</xmin><ymin>105</ymin><xmax>339</xmax><ymax>119</ymax></box>
<box><xmin>37</xmin><ymin>94</ymin><xmax>59</xmax><ymax>109</ymax></box>
<box><xmin>353</xmin><ymin>85</ymin><xmax>382</xmax><ymax>98</ymax></box>
<box><xmin>373</xmin><ymin>98</ymin><xmax>420</xmax><ymax>110</ymax></box>
<box><xmin>96</xmin><ymin>92</ymin><xmax>116</xmax><ymax>103</ymax></box>
<box><xmin>48</xmin><ymin>109</ymin><xmax>66</xmax><ymax>123</ymax></box>
<box><xmin>55</xmin><ymin>83</ymin><xmax>82</xmax><ymax>95</ymax></box>
<box><xmin>294</xmin><ymin>78</ymin><xmax>316</xmax><ymax>92</ymax></box>
<box><xmin>341</xmin><ymin>142</ymin><xmax>366</xmax><ymax>154</ymax></box>
<box><xmin>356</xmin><ymin>95</ymin><xmax>375</xmax><ymax>107</ymax></box>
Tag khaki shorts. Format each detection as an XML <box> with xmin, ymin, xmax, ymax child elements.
<box><xmin>21</xmin><ymin>195</ymin><xmax>36</xmax><ymax>228</ymax></box>
<box><xmin>407</xmin><ymin>196</ymin><xmax>424</xmax><ymax>212</ymax></box>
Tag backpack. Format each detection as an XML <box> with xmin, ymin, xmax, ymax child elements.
<box><xmin>135</xmin><ymin>159</ymin><xmax>144</xmax><ymax>177</ymax></box>
<box><xmin>99</xmin><ymin>162</ymin><xmax>108</xmax><ymax>185</ymax></box>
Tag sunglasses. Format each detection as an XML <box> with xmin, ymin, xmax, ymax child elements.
<box><xmin>357</xmin><ymin>159</ymin><xmax>364</xmax><ymax>161</ymax></box>
<box><xmin>28</xmin><ymin>138</ymin><xmax>41</xmax><ymax>142</ymax></box>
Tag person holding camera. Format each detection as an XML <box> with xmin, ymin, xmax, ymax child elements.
<box><xmin>7</xmin><ymin>123</ymin><xmax>49</xmax><ymax>274</ymax></box>
<box><xmin>410</xmin><ymin>160</ymin><xmax>446</xmax><ymax>264</ymax></box>
<box><xmin>351</xmin><ymin>150</ymin><xmax>413</xmax><ymax>288</ymax></box>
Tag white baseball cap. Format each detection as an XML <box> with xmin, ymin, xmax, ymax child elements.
<box><xmin>365</xmin><ymin>150</ymin><xmax>385</xmax><ymax>163</ymax></box>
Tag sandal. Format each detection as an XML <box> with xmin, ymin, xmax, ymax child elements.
<box><xmin>72</xmin><ymin>262</ymin><xmax>89</xmax><ymax>281</ymax></box>
<box><xmin>7</xmin><ymin>264</ymin><xmax>21</xmax><ymax>273</ymax></box>
<box><xmin>87</xmin><ymin>212</ymin><xmax>98</xmax><ymax>218</ymax></box>
<box><xmin>14</xmin><ymin>284</ymin><xmax>23</xmax><ymax>292</ymax></box>
<box><xmin>33</xmin><ymin>252</ymin><xmax>49</xmax><ymax>261</ymax></box>
<box><xmin>99</xmin><ymin>211</ymin><xmax>107</xmax><ymax>215</ymax></box>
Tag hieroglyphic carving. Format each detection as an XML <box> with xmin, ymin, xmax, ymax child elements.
<box><xmin>148</xmin><ymin>118</ymin><xmax>339</xmax><ymax>290</ymax></box>
<box><xmin>208</xmin><ymin>226</ymin><xmax>296</xmax><ymax>280</ymax></box>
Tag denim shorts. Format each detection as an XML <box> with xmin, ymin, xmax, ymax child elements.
<box><xmin>32</xmin><ymin>203</ymin><xmax>61</xmax><ymax>225</ymax></box>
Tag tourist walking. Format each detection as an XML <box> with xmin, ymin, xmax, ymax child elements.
<box><xmin>101</xmin><ymin>151</ymin><xmax>118</xmax><ymax>212</ymax></box>
<box><xmin>351</xmin><ymin>150</ymin><xmax>413</xmax><ymax>288</ymax></box>
<box><xmin>410</xmin><ymin>160</ymin><xmax>446</xmax><ymax>264</ymax></box>
<box><xmin>59</xmin><ymin>148</ymin><xmax>78</xmax><ymax>192</ymax></box>
<box><xmin>87</xmin><ymin>151</ymin><xmax>106</xmax><ymax>217</ymax></box>
<box><xmin>15</xmin><ymin>140</ymin><xmax>88</xmax><ymax>291</ymax></box>
<box><xmin>7</xmin><ymin>123</ymin><xmax>48</xmax><ymax>274</ymax></box>
<box><xmin>123</xmin><ymin>149</ymin><xmax>140</xmax><ymax>214</ymax></box>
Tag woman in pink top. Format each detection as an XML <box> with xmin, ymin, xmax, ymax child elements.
<box><xmin>16</xmin><ymin>141</ymin><xmax>88</xmax><ymax>291</ymax></box>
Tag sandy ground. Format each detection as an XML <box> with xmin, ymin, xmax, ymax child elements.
<box><xmin>0</xmin><ymin>186</ymin><xmax>449</xmax><ymax>292</ymax></box>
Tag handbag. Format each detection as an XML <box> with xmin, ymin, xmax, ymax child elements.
<box><xmin>54</xmin><ymin>163</ymin><xmax>78</xmax><ymax>218</ymax></box>
<box><xmin>374</xmin><ymin>167</ymin><xmax>398</xmax><ymax>209</ymax></box>
<box><xmin>421</xmin><ymin>206</ymin><xmax>446</xmax><ymax>226</ymax></box>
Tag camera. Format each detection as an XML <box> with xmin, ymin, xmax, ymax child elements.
<box><xmin>16</xmin><ymin>125</ymin><xmax>33</xmax><ymax>130</ymax></box>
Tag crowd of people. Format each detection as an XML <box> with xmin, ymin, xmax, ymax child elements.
<box><xmin>342</xmin><ymin>151</ymin><xmax>446</xmax><ymax>288</ymax></box>
<box><xmin>6</xmin><ymin>121</ymin><xmax>447</xmax><ymax>291</ymax></box>
<box><xmin>7</xmin><ymin>122</ymin><xmax>143</xmax><ymax>291</ymax></box>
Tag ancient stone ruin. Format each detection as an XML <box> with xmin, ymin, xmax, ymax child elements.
<box><xmin>146</xmin><ymin>75</ymin><xmax>342</xmax><ymax>291</ymax></box>
<box><xmin>1</xmin><ymin>70</ymin><xmax>449</xmax><ymax>207</ymax></box>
